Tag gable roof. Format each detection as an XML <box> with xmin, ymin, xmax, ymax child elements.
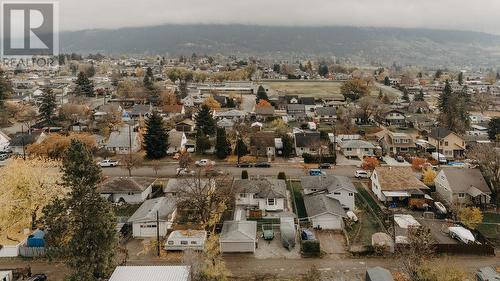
<box><xmin>294</xmin><ymin>132</ymin><xmax>320</xmax><ymax>148</ymax></box>
<box><xmin>340</xmin><ymin>139</ymin><xmax>376</xmax><ymax>149</ymax></box>
<box><xmin>106</xmin><ymin>126</ymin><xmax>139</xmax><ymax>148</ymax></box>
<box><xmin>255</xmin><ymin>106</ymin><xmax>275</xmax><ymax>116</ymax></box>
<box><xmin>304</xmin><ymin>194</ymin><xmax>347</xmax><ymax>218</ymax></box>
<box><xmin>300</xmin><ymin>97</ymin><xmax>316</xmax><ymax>105</ymax></box>
<box><xmin>315</xmin><ymin>107</ymin><xmax>337</xmax><ymax>116</ymax></box>
<box><xmin>301</xmin><ymin>175</ymin><xmax>356</xmax><ymax>193</ymax></box>
<box><xmin>163</xmin><ymin>104</ymin><xmax>183</xmax><ymax>114</ymax></box>
<box><xmin>109</xmin><ymin>266</ymin><xmax>189</xmax><ymax>281</ymax></box>
<box><xmin>429</xmin><ymin>127</ymin><xmax>453</xmax><ymax>140</ymax></box>
<box><xmin>287</xmin><ymin>104</ymin><xmax>306</xmax><ymax>111</ymax></box>
<box><xmin>128</xmin><ymin>197</ymin><xmax>177</xmax><ymax>223</ymax></box>
<box><xmin>100</xmin><ymin>177</ymin><xmax>156</xmax><ymax>193</ymax></box>
<box><xmin>220</xmin><ymin>221</ymin><xmax>257</xmax><ymax>242</ymax></box>
<box><xmin>234</xmin><ymin>178</ymin><xmax>287</xmax><ymax>198</ymax></box>
<box><xmin>440</xmin><ymin>168</ymin><xmax>491</xmax><ymax>194</ymax></box>
<box><xmin>129</xmin><ymin>104</ymin><xmax>152</xmax><ymax>116</ymax></box>
<box><xmin>250</xmin><ymin>132</ymin><xmax>276</xmax><ymax>148</ymax></box>
<box><xmin>168</xmin><ymin>130</ymin><xmax>185</xmax><ymax>147</ymax></box>
<box><xmin>374</xmin><ymin>166</ymin><xmax>428</xmax><ymax>191</ymax></box>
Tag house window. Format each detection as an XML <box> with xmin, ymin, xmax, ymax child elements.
<box><xmin>267</xmin><ymin>198</ymin><xmax>276</xmax><ymax>206</ymax></box>
<box><xmin>333</xmin><ymin>192</ymin><xmax>341</xmax><ymax>195</ymax></box>
<box><xmin>240</xmin><ymin>193</ymin><xmax>247</xmax><ymax>198</ymax></box>
<box><xmin>458</xmin><ymin>193</ymin><xmax>465</xmax><ymax>198</ymax></box>
<box><xmin>167</xmin><ymin>241</ymin><xmax>174</xmax><ymax>245</ymax></box>
<box><xmin>127</xmin><ymin>192</ymin><xmax>135</xmax><ymax>195</ymax></box>
<box><xmin>349</xmin><ymin>193</ymin><xmax>354</xmax><ymax>196</ymax></box>
<box><xmin>181</xmin><ymin>241</ymin><xmax>188</xmax><ymax>245</ymax></box>
<box><xmin>190</xmin><ymin>241</ymin><xmax>197</xmax><ymax>245</ymax></box>
<box><xmin>346</xmin><ymin>148</ymin><xmax>352</xmax><ymax>151</ymax></box>
<box><xmin>444</xmin><ymin>141</ymin><xmax>449</xmax><ymax>146</ymax></box>
<box><xmin>364</xmin><ymin>148</ymin><xmax>369</xmax><ymax>152</ymax></box>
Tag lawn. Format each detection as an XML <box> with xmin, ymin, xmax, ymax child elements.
<box><xmin>477</xmin><ymin>212</ymin><xmax>500</xmax><ymax>241</ymax></box>
<box><xmin>289</xmin><ymin>181</ymin><xmax>307</xmax><ymax>219</ymax></box>
<box><xmin>348</xmin><ymin>193</ymin><xmax>384</xmax><ymax>246</ymax></box>
<box><xmin>264</xmin><ymin>80</ymin><xmax>379</xmax><ymax>98</ymax></box>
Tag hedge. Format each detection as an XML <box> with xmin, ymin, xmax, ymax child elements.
<box><xmin>302</xmin><ymin>153</ymin><xmax>336</xmax><ymax>164</ymax></box>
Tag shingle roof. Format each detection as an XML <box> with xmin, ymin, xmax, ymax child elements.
<box><xmin>315</xmin><ymin>107</ymin><xmax>337</xmax><ymax>116</ymax></box>
<box><xmin>168</xmin><ymin>130</ymin><xmax>185</xmax><ymax>147</ymax></box>
<box><xmin>374</xmin><ymin>166</ymin><xmax>428</xmax><ymax>191</ymax></box>
<box><xmin>109</xmin><ymin>266</ymin><xmax>189</xmax><ymax>281</ymax></box>
<box><xmin>340</xmin><ymin>139</ymin><xmax>376</xmax><ymax>149</ymax></box>
<box><xmin>220</xmin><ymin>221</ymin><xmax>257</xmax><ymax>242</ymax></box>
<box><xmin>99</xmin><ymin>177</ymin><xmax>156</xmax><ymax>193</ymax></box>
<box><xmin>429</xmin><ymin>127</ymin><xmax>453</xmax><ymax>140</ymax></box>
<box><xmin>9</xmin><ymin>132</ymin><xmax>41</xmax><ymax>147</ymax></box>
<box><xmin>303</xmin><ymin>194</ymin><xmax>347</xmax><ymax>218</ymax></box>
<box><xmin>250</xmin><ymin>132</ymin><xmax>276</xmax><ymax>148</ymax></box>
<box><xmin>106</xmin><ymin>126</ymin><xmax>139</xmax><ymax>148</ymax></box>
<box><xmin>255</xmin><ymin>106</ymin><xmax>275</xmax><ymax>116</ymax></box>
<box><xmin>301</xmin><ymin>175</ymin><xmax>356</xmax><ymax>193</ymax></box>
<box><xmin>128</xmin><ymin>197</ymin><xmax>177</xmax><ymax>223</ymax></box>
<box><xmin>234</xmin><ymin>178</ymin><xmax>287</xmax><ymax>198</ymax></box>
<box><xmin>294</xmin><ymin>132</ymin><xmax>320</xmax><ymax>148</ymax></box>
<box><xmin>440</xmin><ymin>168</ymin><xmax>491</xmax><ymax>194</ymax></box>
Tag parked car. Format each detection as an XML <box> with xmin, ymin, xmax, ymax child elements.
<box><xmin>434</xmin><ymin>201</ymin><xmax>447</xmax><ymax>215</ymax></box>
<box><xmin>236</xmin><ymin>162</ymin><xmax>253</xmax><ymax>168</ymax></box>
<box><xmin>308</xmin><ymin>169</ymin><xmax>326</xmax><ymax>176</ymax></box>
<box><xmin>99</xmin><ymin>159</ymin><xmax>119</xmax><ymax>167</ymax></box>
<box><xmin>255</xmin><ymin>162</ymin><xmax>271</xmax><ymax>168</ymax></box>
<box><xmin>176</xmin><ymin>168</ymin><xmax>195</xmax><ymax>177</ymax></box>
<box><xmin>319</xmin><ymin>163</ymin><xmax>331</xmax><ymax>169</ymax></box>
<box><xmin>27</xmin><ymin>274</ymin><xmax>47</xmax><ymax>281</ymax></box>
<box><xmin>355</xmin><ymin>170</ymin><xmax>370</xmax><ymax>179</ymax></box>
<box><xmin>205</xmin><ymin>169</ymin><xmax>225</xmax><ymax>177</ymax></box>
<box><xmin>195</xmin><ymin>159</ymin><xmax>215</xmax><ymax>167</ymax></box>
<box><xmin>448</xmin><ymin>226</ymin><xmax>475</xmax><ymax>244</ymax></box>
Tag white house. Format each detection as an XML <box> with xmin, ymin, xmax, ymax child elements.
<box><xmin>109</xmin><ymin>266</ymin><xmax>189</xmax><ymax>281</ymax></box>
<box><xmin>0</xmin><ymin>130</ymin><xmax>11</xmax><ymax>152</ymax></box>
<box><xmin>301</xmin><ymin>175</ymin><xmax>357</xmax><ymax>210</ymax></box>
<box><xmin>219</xmin><ymin>221</ymin><xmax>257</xmax><ymax>253</ymax></box>
<box><xmin>303</xmin><ymin>194</ymin><xmax>347</xmax><ymax>230</ymax></box>
<box><xmin>340</xmin><ymin>139</ymin><xmax>376</xmax><ymax>159</ymax></box>
<box><xmin>99</xmin><ymin>177</ymin><xmax>156</xmax><ymax>204</ymax></box>
<box><xmin>234</xmin><ymin>178</ymin><xmax>288</xmax><ymax>216</ymax></box>
<box><xmin>167</xmin><ymin>129</ymin><xmax>187</xmax><ymax>155</ymax></box>
<box><xmin>294</xmin><ymin>132</ymin><xmax>320</xmax><ymax>156</ymax></box>
<box><xmin>371</xmin><ymin>166</ymin><xmax>429</xmax><ymax>205</ymax></box>
<box><xmin>105</xmin><ymin>125</ymin><xmax>141</xmax><ymax>154</ymax></box>
<box><xmin>128</xmin><ymin>197</ymin><xmax>177</xmax><ymax>238</ymax></box>
<box><xmin>165</xmin><ymin>230</ymin><xmax>207</xmax><ymax>251</ymax></box>
<box><xmin>434</xmin><ymin>168</ymin><xmax>491</xmax><ymax>207</ymax></box>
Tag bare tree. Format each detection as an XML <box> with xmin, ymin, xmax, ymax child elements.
<box><xmin>474</xmin><ymin>92</ymin><xmax>493</xmax><ymax>114</ymax></box>
<box><xmin>468</xmin><ymin>144</ymin><xmax>500</xmax><ymax>209</ymax></box>
<box><xmin>398</xmin><ymin>226</ymin><xmax>435</xmax><ymax>281</ymax></box>
<box><xmin>119</xmin><ymin>153</ymin><xmax>143</xmax><ymax>177</ymax></box>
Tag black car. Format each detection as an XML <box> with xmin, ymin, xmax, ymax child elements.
<box><xmin>236</xmin><ymin>162</ymin><xmax>253</xmax><ymax>168</ymax></box>
<box><xmin>319</xmin><ymin>163</ymin><xmax>331</xmax><ymax>169</ymax></box>
<box><xmin>27</xmin><ymin>274</ymin><xmax>47</xmax><ymax>281</ymax></box>
<box><xmin>254</xmin><ymin>162</ymin><xmax>271</xmax><ymax>168</ymax></box>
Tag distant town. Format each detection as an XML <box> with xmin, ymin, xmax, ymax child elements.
<box><xmin>0</xmin><ymin>52</ymin><xmax>499</xmax><ymax>281</ymax></box>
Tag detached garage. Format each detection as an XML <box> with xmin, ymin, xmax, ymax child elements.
<box><xmin>219</xmin><ymin>221</ymin><xmax>257</xmax><ymax>253</ymax></box>
<box><xmin>128</xmin><ymin>197</ymin><xmax>177</xmax><ymax>238</ymax></box>
<box><xmin>304</xmin><ymin>194</ymin><xmax>347</xmax><ymax>230</ymax></box>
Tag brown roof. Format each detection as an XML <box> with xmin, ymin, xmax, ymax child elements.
<box><xmin>250</xmin><ymin>132</ymin><xmax>275</xmax><ymax>148</ymax></box>
<box><xmin>162</xmin><ymin>104</ymin><xmax>183</xmax><ymax>113</ymax></box>
<box><xmin>99</xmin><ymin>177</ymin><xmax>157</xmax><ymax>193</ymax></box>
<box><xmin>374</xmin><ymin>166</ymin><xmax>428</xmax><ymax>191</ymax></box>
<box><xmin>255</xmin><ymin>106</ymin><xmax>275</xmax><ymax>116</ymax></box>
<box><xmin>440</xmin><ymin>168</ymin><xmax>491</xmax><ymax>194</ymax></box>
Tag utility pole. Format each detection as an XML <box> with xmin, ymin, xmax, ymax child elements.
<box><xmin>236</xmin><ymin>130</ymin><xmax>240</xmax><ymax>165</ymax></box>
<box><xmin>21</xmin><ymin>125</ymin><xmax>26</xmax><ymax>160</ymax></box>
<box><xmin>332</xmin><ymin>120</ymin><xmax>337</xmax><ymax>165</ymax></box>
<box><xmin>156</xmin><ymin>210</ymin><xmax>160</xmax><ymax>257</ymax></box>
<box><xmin>436</xmin><ymin>127</ymin><xmax>441</xmax><ymax>168</ymax></box>
<box><xmin>127</xmin><ymin>120</ymin><xmax>133</xmax><ymax>177</ymax></box>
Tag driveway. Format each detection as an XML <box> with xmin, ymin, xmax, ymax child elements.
<box><xmin>383</xmin><ymin>156</ymin><xmax>410</xmax><ymax>166</ymax></box>
<box><xmin>336</xmin><ymin>154</ymin><xmax>362</xmax><ymax>166</ymax></box>
<box><xmin>254</xmin><ymin>231</ymin><xmax>301</xmax><ymax>259</ymax></box>
<box><xmin>315</xmin><ymin>230</ymin><xmax>346</xmax><ymax>255</ymax></box>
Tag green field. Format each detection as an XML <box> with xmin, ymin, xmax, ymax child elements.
<box><xmin>264</xmin><ymin>80</ymin><xmax>379</xmax><ymax>98</ymax></box>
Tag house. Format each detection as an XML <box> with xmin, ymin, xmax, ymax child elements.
<box><xmin>428</xmin><ymin>128</ymin><xmax>466</xmax><ymax>159</ymax></box>
<box><xmin>0</xmin><ymin>130</ymin><xmax>11</xmax><ymax>151</ymax></box>
<box><xmin>340</xmin><ymin>139</ymin><xmax>376</xmax><ymax>159</ymax></box>
<box><xmin>163</xmin><ymin>178</ymin><xmax>215</xmax><ymax>196</ymax></box>
<box><xmin>300</xmin><ymin>97</ymin><xmax>317</xmax><ymax>115</ymax></box>
<box><xmin>407</xmin><ymin>101</ymin><xmax>431</xmax><ymax>114</ymax></box>
<box><xmin>249</xmin><ymin>132</ymin><xmax>276</xmax><ymax>158</ymax></box>
<box><xmin>175</xmin><ymin>119</ymin><xmax>195</xmax><ymax>132</ymax></box>
<box><xmin>255</xmin><ymin>106</ymin><xmax>275</xmax><ymax>120</ymax></box>
<box><xmin>370</xmin><ymin>166</ymin><xmax>429</xmax><ymax>205</ymax></box>
<box><xmin>217</xmin><ymin>118</ymin><xmax>235</xmax><ymax>131</ymax></box>
<box><xmin>162</xmin><ymin>104</ymin><xmax>185</xmax><ymax>118</ymax></box>
<box><xmin>109</xmin><ymin>266</ymin><xmax>189</xmax><ymax>281</ymax></box>
<box><xmin>434</xmin><ymin>168</ymin><xmax>491</xmax><ymax>207</ymax></box>
<box><xmin>380</xmin><ymin>131</ymin><xmax>416</xmax><ymax>154</ymax></box>
<box><xmin>301</xmin><ymin>175</ymin><xmax>357</xmax><ymax>210</ymax></box>
<box><xmin>167</xmin><ymin>129</ymin><xmax>187</xmax><ymax>155</ymax></box>
<box><xmin>8</xmin><ymin>131</ymin><xmax>44</xmax><ymax>155</ymax></box>
<box><xmin>315</xmin><ymin>107</ymin><xmax>337</xmax><ymax>121</ymax></box>
<box><xmin>294</xmin><ymin>132</ymin><xmax>320</xmax><ymax>156</ymax></box>
<box><xmin>219</xmin><ymin>220</ymin><xmax>257</xmax><ymax>253</ymax></box>
<box><xmin>234</xmin><ymin>178</ymin><xmax>288</xmax><ymax>217</ymax></box>
<box><xmin>303</xmin><ymin>194</ymin><xmax>347</xmax><ymax>230</ymax></box>
<box><xmin>165</xmin><ymin>230</ymin><xmax>207</xmax><ymax>251</ymax></box>
<box><xmin>129</xmin><ymin>104</ymin><xmax>152</xmax><ymax>119</ymax></box>
<box><xmin>128</xmin><ymin>197</ymin><xmax>177</xmax><ymax>238</ymax></box>
<box><xmin>384</xmin><ymin>110</ymin><xmax>406</xmax><ymax>127</ymax></box>
<box><xmin>213</xmin><ymin>109</ymin><xmax>246</xmax><ymax>121</ymax></box>
<box><xmin>94</xmin><ymin>104</ymin><xmax>123</xmax><ymax>121</ymax></box>
<box><xmin>286</xmin><ymin>104</ymin><xmax>306</xmax><ymax>120</ymax></box>
<box><xmin>99</xmin><ymin>177</ymin><xmax>156</xmax><ymax>204</ymax></box>
<box><xmin>105</xmin><ymin>125</ymin><xmax>141</xmax><ymax>154</ymax></box>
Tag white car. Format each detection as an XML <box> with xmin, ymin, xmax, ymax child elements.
<box><xmin>355</xmin><ymin>170</ymin><xmax>370</xmax><ymax>179</ymax></box>
<box><xmin>176</xmin><ymin>168</ymin><xmax>195</xmax><ymax>177</ymax></box>
<box><xmin>99</xmin><ymin>159</ymin><xmax>119</xmax><ymax>167</ymax></box>
<box><xmin>195</xmin><ymin>159</ymin><xmax>215</xmax><ymax>167</ymax></box>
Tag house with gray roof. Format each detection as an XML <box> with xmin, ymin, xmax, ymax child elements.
<box><xmin>105</xmin><ymin>125</ymin><xmax>141</xmax><ymax>154</ymax></box>
<box><xmin>128</xmin><ymin>197</ymin><xmax>177</xmax><ymax>238</ymax></box>
<box><xmin>303</xmin><ymin>194</ymin><xmax>347</xmax><ymax>230</ymax></box>
<box><xmin>234</xmin><ymin>178</ymin><xmax>289</xmax><ymax>215</ymax></box>
<box><xmin>99</xmin><ymin>177</ymin><xmax>156</xmax><ymax>203</ymax></box>
<box><xmin>301</xmin><ymin>175</ymin><xmax>357</xmax><ymax>210</ymax></box>
<box><xmin>294</xmin><ymin>132</ymin><xmax>320</xmax><ymax>156</ymax></box>
<box><xmin>109</xmin><ymin>266</ymin><xmax>190</xmax><ymax>281</ymax></box>
<box><xmin>219</xmin><ymin>220</ymin><xmax>257</xmax><ymax>253</ymax></box>
<box><xmin>340</xmin><ymin>139</ymin><xmax>376</xmax><ymax>159</ymax></box>
<box><xmin>287</xmin><ymin>104</ymin><xmax>306</xmax><ymax>120</ymax></box>
<box><xmin>315</xmin><ymin>107</ymin><xmax>337</xmax><ymax>121</ymax></box>
<box><xmin>434</xmin><ymin>168</ymin><xmax>491</xmax><ymax>207</ymax></box>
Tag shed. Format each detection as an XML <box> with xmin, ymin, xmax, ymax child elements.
<box><xmin>365</xmin><ymin>267</ymin><xmax>394</xmax><ymax>281</ymax></box>
<box><xmin>476</xmin><ymin>266</ymin><xmax>500</xmax><ymax>281</ymax></box>
<box><xmin>165</xmin><ymin>230</ymin><xmax>207</xmax><ymax>251</ymax></box>
<box><xmin>303</xmin><ymin>194</ymin><xmax>347</xmax><ymax>230</ymax></box>
<box><xmin>219</xmin><ymin>221</ymin><xmax>257</xmax><ymax>253</ymax></box>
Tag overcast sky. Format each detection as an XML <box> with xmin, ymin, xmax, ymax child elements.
<box><xmin>59</xmin><ymin>0</ymin><xmax>500</xmax><ymax>35</ymax></box>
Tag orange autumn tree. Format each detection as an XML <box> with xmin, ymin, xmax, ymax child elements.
<box><xmin>411</xmin><ymin>157</ymin><xmax>428</xmax><ymax>171</ymax></box>
<box><xmin>256</xmin><ymin>99</ymin><xmax>272</xmax><ymax>108</ymax></box>
<box><xmin>361</xmin><ymin>157</ymin><xmax>380</xmax><ymax>171</ymax></box>
<box><xmin>27</xmin><ymin>133</ymin><xmax>97</xmax><ymax>159</ymax></box>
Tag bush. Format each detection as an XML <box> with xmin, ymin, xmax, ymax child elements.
<box><xmin>241</xmin><ymin>170</ymin><xmax>249</xmax><ymax>179</ymax></box>
<box><xmin>303</xmin><ymin>153</ymin><xmax>336</xmax><ymax>164</ymax></box>
<box><xmin>277</xmin><ymin>172</ymin><xmax>286</xmax><ymax>180</ymax></box>
<box><xmin>301</xmin><ymin>239</ymin><xmax>321</xmax><ymax>257</ymax></box>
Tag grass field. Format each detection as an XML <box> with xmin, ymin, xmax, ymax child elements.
<box><xmin>477</xmin><ymin>212</ymin><xmax>500</xmax><ymax>241</ymax></box>
<box><xmin>264</xmin><ymin>80</ymin><xmax>379</xmax><ymax>98</ymax></box>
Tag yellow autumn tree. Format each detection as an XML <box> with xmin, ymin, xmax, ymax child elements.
<box><xmin>458</xmin><ymin>207</ymin><xmax>483</xmax><ymax>230</ymax></box>
<box><xmin>27</xmin><ymin>133</ymin><xmax>97</xmax><ymax>159</ymax></box>
<box><xmin>422</xmin><ymin>168</ymin><xmax>437</xmax><ymax>186</ymax></box>
<box><xmin>0</xmin><ymin>158</ymin><xmax>65</xmax><ymax>242</ymax></box>
<box><xmin>203</xmin><ymin>96</ymin><xmax>221</xmax><ymax>110</ymax></box>
<box><xmin>416</xmin><ymin>260</ymin><xmax>472</xmax><ymax>281</ymax></box>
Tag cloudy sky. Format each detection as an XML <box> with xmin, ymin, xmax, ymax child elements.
<box><xmin>59</xmin><ymin>0</ymin><xmax>500</xmax><ymax>34</ymax></box>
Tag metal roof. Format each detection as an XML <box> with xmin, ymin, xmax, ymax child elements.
<box><xmin>109</xmin><ymin>266</ymin><xmax>189</xmax><ymax>281</ymax></box>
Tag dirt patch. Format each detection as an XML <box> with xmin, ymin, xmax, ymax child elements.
<box><xmin>315</xmin><ymin>230</ymin><xmax>346</xmax><ymax>255</ymax></box>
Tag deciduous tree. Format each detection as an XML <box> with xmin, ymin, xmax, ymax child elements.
<box><xmin>203</xmin><ymin>96</ymin><xmax>221</xmax><ymax>110</ymax></box>
<box><xmin>458</xmin><ymin>207</ymin><xmax>483</xmax><ymax>230</ymax></box>
<box><xmin>341</xmin><ymin>79</ymin><xmax>369</xmax><ymax>101</ymax></box>
<box><xmin>361</xmin><ymin>157</ymin><xmax>379</xmax><ymax>171</ymax></box>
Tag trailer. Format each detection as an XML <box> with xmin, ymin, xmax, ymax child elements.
<box><xmin>280</xmin><ymin>217</ymin><xmax>296</xmax><ymax>250</ymax></box>
<box><xmin>448</xmin><ymin>226</ymin><xmax>475</xmax><ymax>244</ymax></box>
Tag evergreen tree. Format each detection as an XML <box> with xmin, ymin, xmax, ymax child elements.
<box><xmin>384</xmin><ymin>76</ymin><xmax>391</xmax><ymax>86</ymax></box>
<box><xmin>256</xmin><ymin>85</ymin><xmax>269</xmax><ymax>103</ymax></box>
<box><xmin>39</xmin><ymin>88</ymin><xmax>57</xmax><ymax>125</ymax></box>
<box><xmin>74</xmin><ymin>71</ymin><xmax>94</xmax><ymax>96</ymax></box>
<box><xmin>0</xmin><ymin>70</ymin><xmax>12</xmax><ymax>108</ymax></box>
<box><xmin>414</xmin><ymin>89</ymin><xmax>425</xmax><ymax>101</ymax></box>
<box><xmin>234</xmin><ymin>138</ymin><xmax>248</xmax><ymax>158</ymax></box>
<box><xmin>318</xmin><ymin>64</ymin><xmax>329</xmax><ymax>77</ymax></box>
<box><xmin>488</xmin><ymin>117</ymin><xmax>500</xmax><ymax>140</ymax></box>
<box><xmin>281</xmin><ymin>134</ymin><xmax>294</xmax><ymax>158</ymax></box>
<box><xmin>434</xmin><ymin>69</ymin><xmax>443</xmax><ymax>80</ymax></box>
<box><xmin>195</xmin><ymin>104</ymin><xmax>216</xmax><ymax>136</ymax></box>
<box><xmin>143</xmin><ymin>111</ymin><xmax>169</xmax><ymax>159</ymax></box>
<box><xmin>402</xmin><ymin>88</ymin><xmax>410</xmax><ymax>102</ymax></box>
<box><xmin>143</xmin><ymin>67</ymin><xmax>155</xmax><ymax>91</ymax></box>
<box><xmin>42</xmin><ymin>140</ymin><xmax>117</xmax><ymax>280</ymax></box>
<box><xmin>438</xmin><ymin>80</ymin><xmax>469</xmax><ymax>133</ymax></box>
<box><xmin>215</xmin><ymin>127</ymin><xmax>231</xmax><ymax>159</ymax></box>
<box><xmin>196</xmin><ymin>131</ymin><xmax>211</xmax><ymax>154</ymax></box>
<box><xmin>226</xmin><ymin>98</ymin><xmax>236</xmax><ymax>108</ymax></box>
<box><xmin>458</xmin><ymin>71</ymin><xmax>464</xmax><ymax>85</ymax></box>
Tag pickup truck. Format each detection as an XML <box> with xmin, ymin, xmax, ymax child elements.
<box><xmin>99</xmin><ymin>159</ymin><xmax>119</xmax><ymax>167</ymax></box>
<box><xmin>195</xmin><ymin>159</ymin><xmax>215</xmax><ymax>167</ymax></box>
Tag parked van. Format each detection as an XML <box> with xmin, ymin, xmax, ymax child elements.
<box><xmin>308</xmin><ymin>169</ymin><xmax>326</xmax><ymax>176</ymax></box>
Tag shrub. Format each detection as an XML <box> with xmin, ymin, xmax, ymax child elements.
<box><xmin>303</xmin><ymin>153</ymin><xmax>336</xmax><ymax>164</ymax></box>
<box><xmin>301</xmin><ymin>240</ymin><xmax>321</xmax><ymax>257</ymax></box>
<box><xmin>241</xmin><ymin>170</ymin><xmax>249</xmax><ymax>179</ymax></box>
<box><xmin>277</xmin><ymin>172</ymin><xmax>286</xmax><ymax>180</ymax></box>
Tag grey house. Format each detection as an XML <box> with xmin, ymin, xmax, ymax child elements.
<box><xmin>303</xmin><ymin>194</ymin><xmax>347</xmax><ymax>230</ymax></box>
<box><xmin>340</xmin><ymin>139</ymin><xmax>376</xmax><ymax>159</ymax></box>
<box><xmin>219</xmin><ymin>221</ymin><xmax>258</xmax><ymax>253</ymax></box>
